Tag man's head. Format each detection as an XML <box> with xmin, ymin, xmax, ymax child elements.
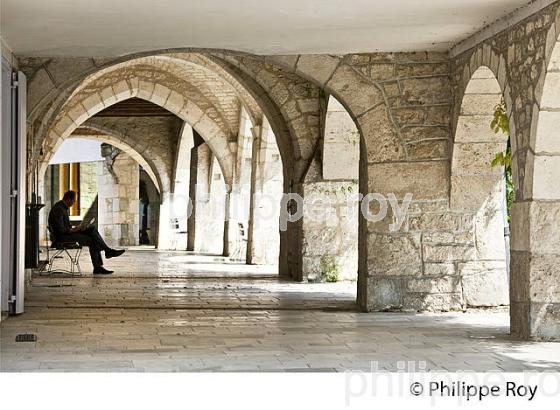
<box><xmin>62</xmin><ymin>190</ymin><xmax>77</xmax><ymax>208</ymax></box>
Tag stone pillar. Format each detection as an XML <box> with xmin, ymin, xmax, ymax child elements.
<box><xmin>186</xmin><ymin>144</ymin><xmax>199</xmax><ymax>251</ymax></box>
<box><xmin>157</xmin><ymin>192</ymin><xmax>173</xmax><ymax>250</ymax></box>
<box><xmin>222</xmin><ymin>190</ymin><xmax>231</xmax><ymax>257</ymax></box>
<box><xmin>227</xmin><ymin>107</ymin><xmax>254</xmax><ymax>261</ymax></box>
<box><xmin>140</xmin><ymin>169</ymin><xmax>159</xmax><ymax>246</ymax></box>
<box><xmin>510</xmin><ymin>199</ymin><xmax>560</xmax><ymax>341</ymax></box>
<box><xmin>246</xmin><ymin>120</ymin><xmax>283</xmax><ymax>265</ymax></box>
<box><xmin>170</xmin><ymin>123</ymin><xmax>194</xmax><ymax>250</ymax></box>
<box><xmin>188</xmin><ymin>143</ymin><xmax>225</xmax><ymax>254</ymax></box>
<box><xmin>97</xmin><ymin>152</ymin><xmax>139</xmax><ymax>247</ymax></box>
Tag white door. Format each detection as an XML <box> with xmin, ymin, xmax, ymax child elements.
<box><xmin>1</xmin><ymin>60</ymin><xmax>27</xmax><ymax>314</ymax></box>
<box><xmin>0</xmin><ymin>58</ymin><xmax>12</xmax><ymax>312</ymax></box>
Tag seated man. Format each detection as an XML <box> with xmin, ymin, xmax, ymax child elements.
<box><xmin>48</xmin><ymin>190</ymin><xmax>125</xmax><ymax>274</ymax></box>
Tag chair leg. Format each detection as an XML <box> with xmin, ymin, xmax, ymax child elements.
<box><xmin>47</xmin><ymin>249</ymin><xmax>64</xmax><ymax>275</ymax></box>
<box><xmin>74</xmin><ymin>248</ymin><xmax>83</xmax><ymax>275</ymax></box>
<box><xmin>63</xmin><ymin>248</ymin><xmax>82</xmax><ymax>276</ymax></box>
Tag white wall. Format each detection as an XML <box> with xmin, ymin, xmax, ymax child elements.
<box><xmin>49</xmin><ymin>138</ymin><xmax>103</xmax><ymax>164</ymax></box>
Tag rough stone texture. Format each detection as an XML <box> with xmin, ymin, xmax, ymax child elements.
<box><xmin>451</xmin><ymin>2</ymin><xmax>560</xmax><ymax>340</ymax></box>
<box><xmin>79</xmin><ymin>161</ymin><xmax>98</xmax><ymax>218</ymax></box>
<box><xmin>85</xmin><ymin>115</ymin><xmax>182</xmax><ymax>192</ymax></box>
<box><xmin>322</xmin><ymin>97</ymin><xmax>360</xmax><ymax>180</ymax></box>
<box><xmin>302</xmin><ymin>180</ymin><xmax>359</xmax><ymax>281</ymax></box>
<box><xmin>190</xmin><ymin>143</ymin><xmax>226</xmax><ymax>254</ymax></box>
<box><xmin>97</xmin><ymin>151</ymin><xmax>139</xmax><ymax>247</ymax></box>
<box><xmin>448</xmin><ymin>65</ymin><xmax>509</xmax><ymax>308</ymax></box>
<box><xmin>246</xmin><ymin>118</ymin><xmax>283</xmax><ymax>265</ymax></box>
<box><xmin>300</xmin><ymin>95</ymin><xmax>360</xmax><ymax>282</ymax></box>
<box><xmin>19</xmin><ymin>2</ymin><xmax>560</xmax><ymax>340</ymax></box>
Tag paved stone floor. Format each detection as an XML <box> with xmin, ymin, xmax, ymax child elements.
<box><xmin>1</xmin><ymin>249</ymin><xmax>559</xmax><ymax>372</ymax></box>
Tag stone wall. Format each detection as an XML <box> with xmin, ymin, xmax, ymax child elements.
<box><xmin>302</xmin><ymin>180</ymin><xmax>359</xmax><ymax>281</ymax></box>
<box><xmin>97</xmin><ymin>151</ymin><xmax>139</xmax><ymax>247</ymax></box>
<box><xmin>322</xmin><ymin>97</ymin><xmax>360</xmax><ymax>180</ymax></box>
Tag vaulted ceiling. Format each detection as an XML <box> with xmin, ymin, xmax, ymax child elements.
<box><xmin>95</xmin><ymin>98</ymin><xmax>175</xmax><ymax>117</ymax></box>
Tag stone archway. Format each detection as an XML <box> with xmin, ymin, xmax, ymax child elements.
<box><xmin>38</xmin><ymin>73</ymin><xmax>236</xmax><ymax>188</ymax></box>
<box><xmin>300</xmin><ymin>95</ymin><xmax>360</xmax><ymax>282</ymax></box>
<box><xmin>38</xmin><ymin>132</ymin><xmax>154</xmax><ymax>248</ymax></box>
<box><xmin>26</xmin><ymin>49</ymin><xmax>461</xmax><ymax>312</ymax></box>
<box><xmin>38</xmin><ymin>70</ymin><xmax>243</xmax><ymax>250</ymax></box>
<box><xmin>70</xmin><ymin>126</ymin><xmax>164</xmax><ymax>194</ymax></box>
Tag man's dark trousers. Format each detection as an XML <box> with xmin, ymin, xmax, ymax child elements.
<box><xmin>58</xmin><ymin>226</ymin><xmax>110</xmax><ymax>269</ymax></box>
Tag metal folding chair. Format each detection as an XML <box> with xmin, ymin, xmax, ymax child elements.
<box><xmin>40</xmin><ymin>226</ymin><xmax>83</xmax><ymax>275</ymax></box>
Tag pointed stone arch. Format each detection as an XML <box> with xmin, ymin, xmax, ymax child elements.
<box><xmin>39</xmin><ymin>74</ymin><xmax>236</xmax><ymax>187</ymax></box>
<box><xmin>70</xmin><ymin>125</ymin><xmax>164</xmax><ymax>194</ymax></box>
<box><xmin>451</xmin><ymin>65</ymin><xmax>509</xmax><ymax>308</ymax></box>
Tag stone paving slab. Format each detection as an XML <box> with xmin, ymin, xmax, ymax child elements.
<box><xmin>2</xmin><ymin>250</ymin><xmax>559</xmax><ymax>372</ymax></box>
<box><xmin>2</xmin><ymin>306</ymin><xmax>560</xmax><ymax>372</ymax></box>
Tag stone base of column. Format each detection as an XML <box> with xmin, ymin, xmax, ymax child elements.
<box><xmin>511</xmin><ymin>301</ymin><xmax>560</xmax><ymax>341</ymax></box>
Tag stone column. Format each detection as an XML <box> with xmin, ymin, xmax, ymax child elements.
<box><xmin>156</xmin><ymin>192</ymin><xmax>173</xmax><ymax>250</ymax></box>
<box><xmin>510</xmin><ymin>107</ymin><xmax>560</xmax><ymax>340</ymax></box>
<box><xmin>170</xmin><ymin>123</ymin><xmax>194</xmax><ymax>250</ymax></box>
<box><xmin>246</xmin><ymin>120</ymin><xmax>283</xmax><ymax>265</ymax></box>
<box><xmin>97</xmin><ymin>151</ymin><xmax>139</xmax><ymax>247</ymax></box>
<box><xmin>509</xmin><ymin>200</ymin><xmax>560</xmax><ymax>340</ymax></box>
<box><xmin>227</xmin><ymin>107</ymin><xmax>254</xmax><ymax>261</ymax></box>
<box><xmin>186</xmin><ymin>144</ymin><xmax>199</xmax><ymax>251</ymax></box>
<box><xmin>222</xmin><ymin>190</ymin><xmax>231</xmax><ymax>257</ymax></box>
<box><xmin>188</xmin><ymin>143</ymin><xmax>225</xmax><ymax>254</ymax></box>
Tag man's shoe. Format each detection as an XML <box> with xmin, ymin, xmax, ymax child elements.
<box><xmin>93</xmin><ymin>267</ymin><xmax>113</xmax><ymax>275</ymax></box>
<box><xmin>105</xmin><ymin>248</ymin><xmax>125</xmax><ymax>259</ymax></box>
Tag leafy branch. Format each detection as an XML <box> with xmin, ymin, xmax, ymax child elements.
<box><xmin>490</xmin><ymin>97</ymin><xmax>513</xmax><ymax>222</ymax></box>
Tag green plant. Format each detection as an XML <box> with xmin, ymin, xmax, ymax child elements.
<box><xmin>490</xmin><ymin>98</ymin><xmax>513</xmax><ymax>222</ymax></box>
<box><xmin>490</xmin><ymin>98</ymin><xmax>509</xmax><ymax>135</ymax></box>
<box><xmin>320</xmin><ymin>255</ymin><xmax>340</xmax><ymax>283</ymax></box>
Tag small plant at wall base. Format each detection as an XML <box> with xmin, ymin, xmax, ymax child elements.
<box><xmin>320</xmin><ymin>255</ymin><xmax>340</xmax><ymax>283</ymax></box>
<box><xmin>490</xmin><ymin>98</ymin><xmax>513</xmax><ymax>221</ymax></box>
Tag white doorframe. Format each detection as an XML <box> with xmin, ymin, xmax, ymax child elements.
<box><xmin>1</xmin><ymin>63</ymin><xmax>27</xmax><ymax>315</ymax></box>
<box><xmin>13</xmin><ymin>70</ymin><xmax>27</xmax><ymax>314</ymax></box>
<box><xmin>0</xmin><ymin>58</ymin><xmax>11</xmax><ymax>313</ymax></box>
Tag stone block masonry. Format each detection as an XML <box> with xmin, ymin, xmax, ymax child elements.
<box><xmin>97</xmin><ymin>152</ymin><xmax>139</xmax><ymax>247</ymax></box>
<box><xmin>21</xmin><ymin>0</ymin><xmax>560</xmax><ymax>340</ymax></box>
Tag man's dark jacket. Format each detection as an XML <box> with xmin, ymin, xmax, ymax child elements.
<box><xmin>48</xmin><ymin>200</ymin><xmax>72</xmax><ymax>241</ymax></box>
